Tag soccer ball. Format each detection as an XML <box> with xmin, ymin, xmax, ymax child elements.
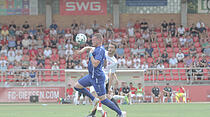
<box><xmin>76</xmin><ymin>33</ymin><xmax>87</xmax><ymax>44</ymax></box>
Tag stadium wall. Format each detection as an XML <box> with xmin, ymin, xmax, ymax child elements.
<box><xmin>0</xmin><ymin>15</ymin><xmax>45</xmax><ymax>27</ymax></box>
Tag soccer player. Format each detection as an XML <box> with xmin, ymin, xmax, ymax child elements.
<box><xmin>162</xmin><ymin>83</ymin><xmax>173</xmax><ymax>103</ymax></box>
<box><xmin>87</xmin><ymin>42</ymin><xmax>123</xmax><ymax>117</ymax></box>
<box><xmin>151</xmin><ymin>83</ymin><xmax>161</xmax><ymax>103</ymax></box>
<box><xmin>136</xmin><ymin>83</ymin><xmax>144</xmax><ymax>103</ymax></box>
<box><xmin>175</xmin><ymin>86</ymin><xmax>186</xmax><ymax>103</ymax></box>
<box><xmin>74</xmin><ymin>33</ymin><xmax>125</xmax><ymax>117</ymax></box>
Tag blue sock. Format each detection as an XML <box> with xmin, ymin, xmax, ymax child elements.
<box><xmin>101</xmin><ymin>98</ymin><xmax>122</xmax><ymax>115</ymax></box>
<box><xmin>74</xmin><ymin>87</ymin><xmax>95</xmax><ymax>101</ymax></box>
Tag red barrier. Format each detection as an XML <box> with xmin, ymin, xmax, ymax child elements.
<box><xmin>0</xmin><ymin>87</ymin><xmax>65</xmax><ymax>102</ymax></box>
<box><xmin>60</xmin><ymin>0</ymin><xmax>107</xmax><ymax>15</ymax></box>
<box><xmin>144</xmin><ymin>85</ymin><xmax>210</xmax><ymax>102</ymax></box>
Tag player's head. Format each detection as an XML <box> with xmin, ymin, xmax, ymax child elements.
<box><xmin>92</xmin><ymin>33</ymin><xmax>103</xmax><ymax>47</ymax></box>
<box><xmin>166</xmin><ymin>83</ymin><xmax>169</xmax><ymax>86</ymax></box>
<box><xmin>129</xmin><ymin>82</ymin><xmax>133</xmax><ymax>87</ymax></box>
<box><xmin>108</xmin><ymin>42</ymin><xmax>117</xmax><ymax>55</ymax></box>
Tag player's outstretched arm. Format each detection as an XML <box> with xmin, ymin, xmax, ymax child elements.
<box><xmin>76</xmin><ymin>46</ymin><xmax>94</xmax><ymax>54</ymax></box>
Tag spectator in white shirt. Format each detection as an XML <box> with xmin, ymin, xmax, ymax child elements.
<box><xmin>82</xmin><ymin>58</ymin><xmax>88</xmax><ymax>69</ymax></box>
<box><xmin>43</xmin><ymin>47</ymin><xmax>52</xmax><ymax>58</ymax></box>
<box><xmin>196</xmin><ymin>20</ymin><xmax>205</xmax><ymax>29</ymax></box>
<box><xmin>118</xmin><ymin>56</ymin><xmax>126</xmax><ymax>65</ymax></box>
<box><xmin>7</xmin><ymin>52</ymin><xmax>15</xmax><ymax>64</ymax></box>
<box><xmin>176</xmin><ymin>49</ymin><xmax>185</xmax><ymax>62</ymax></box>
<box><xmin>86</xmin><ymin>25</ymin><xmax>94</xmax><ymax>37</ymax></box>
<box><xmin>0</xmin><ymin>46</ymin><xmax>8</xmax><ymax>56</ymax></box>
<box><xmin>179</xmin><ymin>36</ymin><xmax>186</xmax><ymax>47</ymax></box>
<box><xmin>65</xmin><ymin>40</ymin><xmax>73</xmax><ymax>49</ymax></box>
<box><xmin>128</xmin><ymin>26</ymin><xmax>134</xmax><ymax>37</ymax></box>
<box><xmin>133</xmin><ymin>55</ymin><xmax>140</xmax><ymax>64</ymax></box>
<box><xmin>134</xmin><ymin>61</ymin><xmax>141</xmax><ymax>69</ymax></box>
<box><xmin>74</xmin><ymin>63</ymin><xmax>83</xmax><ymax>70</ymax></box>
<box><xmin>141</xmin><ymin>61</ymin><xmax>149</xmax><ymax>75</ymax></box>
<box><xmin>169</xmin><ymin>55</ymin><xmax>178</xmax><ymax>68</ymax></box>
<box><xmin>7</xmin><ymin>48</ymin><xmax>15</xmax><ymax>57</ymax></box>
<box><xmin>65</xmin><ymin>30</ymin><xmax>72</xmax><ymax>39</ymax></box>
<box><xmin>51</xmin><ymin>62</ymin><xmax>59</xmax><ymax>75</ymax></box>
<box><xmin>50</xmin><ymin>28</ymin><xmax>57</xmax><ymax>36</ymax></box>
<box><xmin>126</xmin><ymin>57</ymin><xmax>133</xmax><ymax>68</ymax></box>
<box><xmin>15</xmin><ymin>52</ymin><xmax>22</xmax><ymax>62</ymax></box>
<box><xmin>65</xmin><ymin>46</ymin><xmax>73</xmax><ymax>57</ymax></box>
<box><xmin>15</xmin><ymin>46</ymin><xmax>23</xmax><ymax>55</ymax></box>
<box><xmin>157</xmin><ymin>62</ymin><xmax>164</xmax><ymax>75</ymax></box>
<box><xmin>177</xmin><ymin>25</ymin><xmax>185</xmax><ymax>36</ymax></box>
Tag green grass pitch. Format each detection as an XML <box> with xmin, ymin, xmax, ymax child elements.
<box><xmin>0</xmin><ymin>103</ymin><xmax>210</xmax><ymax>117</ymax></box>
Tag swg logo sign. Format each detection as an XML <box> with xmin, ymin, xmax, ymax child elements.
<box><xmin>65</xmin><ymin>2</ymin><xmax>101</xmax><ymax>11</ymax></box>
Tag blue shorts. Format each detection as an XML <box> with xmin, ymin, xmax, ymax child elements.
<box><xmin>78</xmin><ymin>74</ymin><xmax>106</xmax><ymax>96</ymax></box>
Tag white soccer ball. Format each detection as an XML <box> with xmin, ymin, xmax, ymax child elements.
<box><xmin>76</xmin><ymin>33</ymin><xmax>87</xmax><ymax>44</ymax></box>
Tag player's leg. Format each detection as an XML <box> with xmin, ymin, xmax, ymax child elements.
<box><xmin>93</xmin><ymin>83</ymin><xmax>123</xmax><ymax>116</ymax></box>
<box><xmin>175</xmin><ymin>93</ymin><xmax>180</xmax><ymax>103</ymax></box>
<box><xmin>74</xmin><ymin>75</ymin><xmax>95</xmax><ymax>101</ymax></box>
<box><xmin>106</xmin><ymin>81</ymin><xmax>120</xmax><ymax>110</ymax></box>
<box><xmin>87</xmin><ymin>86</ymin><xmax>99</xmax><ymax>117</ymax></box>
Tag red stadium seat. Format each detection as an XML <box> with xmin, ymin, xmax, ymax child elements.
<box><xmin>193</xmin><ymin>36</ymin><xmax>199</xmax><ymax>42</ymax></box>
<box><xmin>144</xmin><ymin>75</ymin><xmax>149</xmax><ymax>81</ymax></box>
<box><xmin>172</xmin><ymin>37</ymin><xmax>178</xmax><ymax>43</ymax></box>
<box><xmin>168</xmin><ymin>52</ymin><xmax>173</xmax><ymax>58</ymax></box>
<box><xmin>196</xmin><ymin>47</ymin><xmax>202</xmax><ymax>53</ymax></box>
<box><xmin>174</xmin><ymin>48</ymin><xmax>179</xmax><ymax>53</ymax></box>
<box><xmin>157</xmin><ymin>33</ymin><xmax>162</xmax><ymax>38</ymax></box>
<box><xmin>52</xmin><ymin>75</ymin><xmax>59</xmax><ymax>82</ymax></box>
<box><xmin>154</xmin><ymin>52</ymin><xmax>159</xmax><ymax>58</ymax></box>
<box><xmin>140</xmin><ymin>57</ymin><xmax>146</xmax><ymax>64</ymax></box>
<box><xmin>45</xmin><ymin>59</ymin><xmax>51</xmax><ymax>65</ymax></box>
<box><xmin>165</xmin><ymin>74</ymin><xmax>172</xmax><ymax>81</ymax></box>
<box><xmin>203</xmin><ymin>69</ymin><xmax>209</xmax><ymax>80</ymax></box>
<box><xmin>154</xmin><ymin>48</ymin><xmax>159</xmax><ymax>53</ymax></box>
<box><xmin>157</xmin><ymin>37</ymin><xmax>163</xmax><ymax>43</ymax></box>
<box><xmin>147</xmin><ymin>57</ymin><xmax>153</xmax><ymax>64</ymax></box>
<box><xmin>130</xmin><ymin>43</ymin><xmax>135</xmax><ymax>48</ymax></box>
<box><xmin>163</xmin><ymin>32</ymin><xmax>168</xmax><ymax>38</ymax></box>
<box><xmin>166</xmin><ymin>47</ymin><xmax>173</xmax><ymax>53</ymax></box>
<box><xmin>8</xmin><ymin>75</ymin><xmax>14</xmax><ymax>82</ymax></box>
<box><xmin>159</xmin><ymin>48</ymin><xmax>165</xmax><ymax>54</ymax></box>
<box><xmin>164</xmin><ymin>62</ymin><xmax>169</xmax><ymax>68</ymax></box>
<box><xmin>173</xmin><ymin>74</ymin><xmax>179</xmax><ymax>81</ymax></box>
<box><xmin>155</xmin><ymin>28</ymin><xmax>161</xmax><ymax>33</ymax></box>
<box><xmin>129</xmin><ymin>37</ymin><xmax>135</xmax><ymax>44</ymax></box>
<box><xmin>158</xmin><ymin>74</ymin><xmax>164</xmax><ymax>81</ymax></box>
<box><xmin>172</xmin><ymin>69</ymin><xmax>179</xmax><ymax>75</ymax></box>
<box><xmin>173</xmin><ymin>43</ymin><xmax>178</xmax><ymax>48</ymax></box>
<box><xmin>59</xmin><ymin>58</ymin><xmax>66</xmax><ymax>64</ymax></box>
<box><xmin>178</xmin><ymin>63</ymin><xmax>184</xmax><ymax>68</ymax></box>
<box><xmin>159</xmin><ymin>43</ymin><xmax>165</xmax><ymax>48</ymax></box>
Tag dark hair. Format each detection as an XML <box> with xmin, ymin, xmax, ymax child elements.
<box><xmin>110</xmin><ymin>42</ymin><xmax>117</xmax><ymax>49</ymax></box>
<box><xmin>129</xmin><ymin>82</ymin><xmax>133</xmax><ymax>84</ymax></box>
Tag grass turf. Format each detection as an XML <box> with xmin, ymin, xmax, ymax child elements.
<box><xmin>0</xmin><ymin>103</ymin><xmax>209</xmax><ymax>117</ymax></box>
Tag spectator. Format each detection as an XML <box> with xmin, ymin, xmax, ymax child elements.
<box><xmin>65</xmin><ymin>30</ymin><xmax>73</xmax><ymax>39</ymax></box>
<box><xmin>128</xmin><ymin>25</ymin><xmax>134</xmax><ymax>37</ymax></box>
<box><xmin>37</xmin><ymin>51</ymin><xmax>45</xmax><ymax>66</ymax></box>
<box><xmin>168</xmin><ymin>19</ymin><xmax>176</xmax><ymax>29</ymax></box>
<box><xmin>8</xmin><ymin>36</ymin><xmax>16</xmax><ymax>49</ymax></box>
<box><xmin>22</xmin><ymin>36</ymin><xmax>30</xmax><ymax>48</ymax></box>
<box><xmin>92</xmin><ymin>20</ymin><xmax>99</xmax><ymax>32</ymax></box>
<box><xmin>157</xmin><ymin>62</ymin><xmax>164</xmax><ymax>75</ymax></box>
<box><xmin>189</xmin><ymin>23</ymin><xmax>199</xmax><ymax>37</ymax></box>
<box><xmin>125</xmin><ymin>57</ymin><xmax>133</xmax><ymax>68</ymax></box>
<box><xmin>176</xmin><ymin>49</ymin><xmax>184</xmax><ymax>62</ymax></box>
<box><xmin>66</xmin><ymin>84</ymin><xmax>74</xmax><ymax>102</ymax></box>
<box><xmin>140</xmin><ymin>19</ymin><xmax>148</xmax><ymax>32</ymax></box>
<box><xmin>141</xmin><ymin>61</ymin><xmax>149</xmax><ymax>75</ymax></box>
<box><xmin>169</xmin><ymin>54</ymin><xmax>178</xmax><ymax>68</ymax></box>
<box><xmin>21</xmin><ymin>54</ymin><xmax>30</xmax><ymax>69</ymax></box>
<box><xmin>127</xmin><ymin>18</ymin><xmax>133</xmax><ymax>29</ymax></box>
<box><xmin>43</xmin><ymin>47</ymin><xmax>52</xmax><ymax>58</ymax></box>
<box><xmin>186</xmin><ymin>36</ymin><xmax>193</xmax><ymax>46</ymax></box>
<box><xmin>74</xmin><ymin>63</ymin><xmax>83</xmax><ymax>70</ymax></box>
<box><xmin>9</xmin><ymin>21</ymin><xmax>16</xmax><ymax>29</ymax></box>
<box><xmin>151</xmin><ymin>83</ymin><xmax>161</xmax><ymax>103</ymax></box>
<box><xmin>179</xmin><ymin>35</ymin><xmax>187</xmax><ymax>47</ymax></box>
<box><xmin>1</xmin><ymin>37</ymin><xmax>8</xmax><ymax>47</ymax></box>
<box><xmin>21</xmin><ymin>70</ymin><xmax>29</xmax><ymax>86</ymax></box>
<box><xmin>145</xmin><ymin>46</ymin><xmax>153</xmax><ymax>57</ymax></box>
<box><xmin>134</xmin><ymin>60</ymin><xmax>141</xmax><ymax>69</ymax></box>
<box><xmin>51</xmin><ymin>50</ymin><xmax>59</xmax><ymax>63</ymax></box>
<box><xmin>138</xmin><ymin>44</ymin><xmax>145</xmax><ymax>57</ymax></box>
<box><xmin>200</xmin><ymin>54</ymin><xmax>207</xmax><ymax>67</ymax></box>
<box><xmin>0</xmin><ymin>60</ymin><xmax>7</xmax><ymax>73</ymax></box>
<box><xmin>50</xmin><ymin>37</ymin><xmax>57</xmax><ymax>48</ymax></box>
<box><xmin>134</xmin><ymin>20</ymin><xmax>140</xmax><ymax>32</ymax></box>
<box><xmin>194</xmin><ymin>63</ymin><xmax>203</xmax><ymax>80</ymax></box>
<box><xmin>16</xmin><ymin>40</ymin><xmax>22</xmax><ymax>48</ymax></box>
<box><xmin>116</xmin><ymin>45</ymin><xmax>124</xmax><ymax>57</ymax></box>
<box><xmin>1</xmin><ymin>27</ymin><xmax>9</xmax><ymax>37</ymax></box>
<box><xmin>65</xmin><ymin>46</ymin><xmax>73</xmax><ymax>57</ymax></box>
<box><xmin>196</xmin><ymin>20</ymin><xmax>205</xmax><ymax>32</ymax></box>
<box><xmin>177</xmin><ymin>25</ymin><xmax>185</xmax><ymax>36</ymax></box>
<box><xmin>15</xmin><ymin>51</ymin><xmax>22</xmax><ymax>62</ymax></box>
<box><xmin>161</xmin><ymin>20</ymin><xmax>168</xmax><ymax>32</ymax></box>
<box><xmin>131</xmin><ymin>44</ymin><xmax>139</xmax><ymax>56</ymax></box>
<box><xmin>22</xmin><ymin>21</ymin><xmax>30</xmax><ymax>31</ymax></box>
<box><xmin>189</xmin><ymin>46</ymin><xmax>196</xmax><ymax>57</ymax></box>
<box><xmin>168</xmin><ymin>25</ymin><xmax>176</xmax><ymax>37</ymax></box>
<box><xmin>50</xmin><ymin>21</ymin><xmax>58</xmax><ymax>30</ymax></box>
<box><xmin>142</xmin><ymin>31</ymin><xmax>150</xmax><ymax>42</ymax></box>
<box><xmin>187</xmin><ymin>64</ymin><xmax>193</xmax><ymax>84</ymax></box>
<box><xmin>29</xmin><ymin>69</ymin><xmax>37</xmax><ymax>86</ymax></box>
<box><xmin>71</xmin><ymin>19</ymin><xmax>78</xmax><ymax>30</ymax></box>
<box><xmin>98</xmin><ymin>25</ymin><xmax>106</xmax><ymax>37</ymax></box>
<box><xmin>184</xmin><ymin>56</ymin><xmax>193</xmax><ymax>67</ymax></box>
<box><xmin>162</xmin><ymin>83</ymin><xmax>173</xmax><ymax>103</ymax></box>
<box><xmin>50</xmin><ymin>28</ymin><xmax>57</xmax><ymax>36</ymax></box>
<box><xmin>161</xmin><ymin>50</ymin><xmax>169</xmax><ymax>63</ymax></box>
<box><xmin>165</xmin><ymin>35</ymin><xmax>172</xmax><ymax>47</ymax></box>
<box><xmin>85</xmin><ymin>25</ymin><xmax>94</xmax><ymax>38</ymax></box>
<box><xmin>36</xmin><ymin>36</ymin><xmax>44</xmax><ymax>49</ymax></box>
<box><xmin>81</xmin><ymin>57</ymin><xmax>88</xmax><ymax>69</ymax></box>
<box><xmin>51</xmin><ymin>62</ymin><xmax>59</xmax><ymax>75</ymax></box>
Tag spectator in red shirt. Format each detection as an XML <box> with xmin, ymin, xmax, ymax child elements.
<box><xmin>129</xmin><ymin>82</ymin><xmax>137</xmax><ymax>103</ymax></box>
<box><xmin>66</xmin><ymin>84</ymin><xmax>74</xmax><ymax>103</ymax></box>
<box><xmin>134</xmin><ymin>20</ymin><xmax>140</xmax><ymax>32</ymax></box>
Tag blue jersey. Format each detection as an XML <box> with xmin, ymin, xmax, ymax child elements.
<box><xmin>88</xmin><ymin>46</ymin><xmax>106</xmax><ymax>79</ymax></box>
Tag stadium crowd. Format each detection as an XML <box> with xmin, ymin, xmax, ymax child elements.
<box><xmin>0</xmin><ymin>19</ymin><xmax>209</xmax><ymax>85</ymax></box>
